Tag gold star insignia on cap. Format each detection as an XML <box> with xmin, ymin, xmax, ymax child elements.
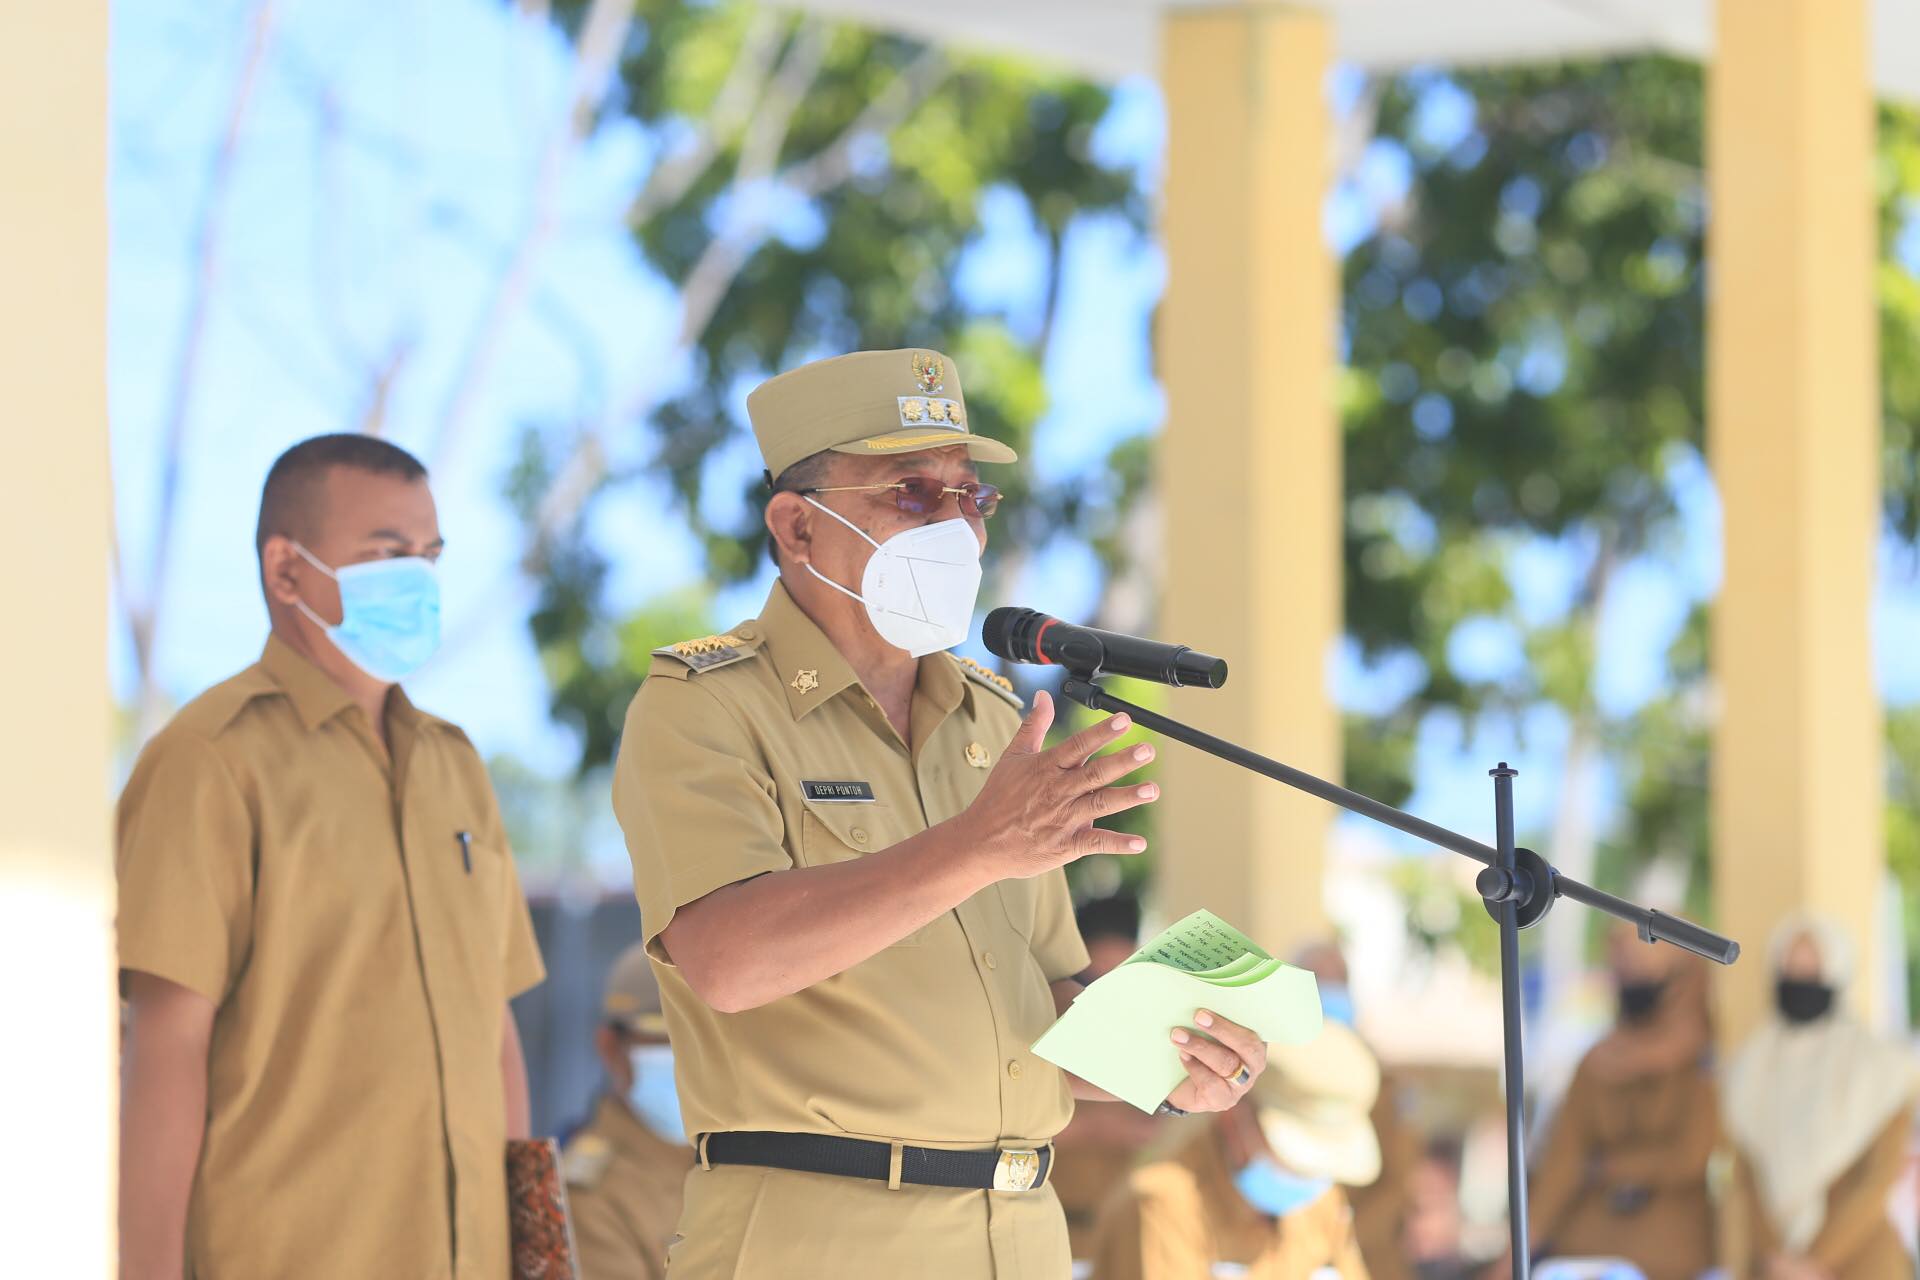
<box><xmin>791</xmin><ymin>669</ymin><xmax>820</xmax><ymax>694</ymax></box>
<box><xmin>911</xmin><ymin>350</ymin><xmax>945</xmax><ymax>394</ymax></box>
<box><xmin>966</xmin><ymin>742</ymin><xmax>991</xmax><ymax>768</ymax></box>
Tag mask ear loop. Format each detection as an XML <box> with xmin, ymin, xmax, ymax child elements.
<box><xmin>799</xmin><ymin>497</ymin><xmax>917</xmax><ymax>618</ymax></box>
<box><xmin>287</xmin><ymin>541</ymin><xmax>341</xmax><ymax>632</ymax></box>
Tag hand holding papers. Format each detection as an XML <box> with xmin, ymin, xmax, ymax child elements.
<box><xmin>1031</xmin><ymin>909</ymin><xmax>1323</xmax><ymax>1112</ymax></box>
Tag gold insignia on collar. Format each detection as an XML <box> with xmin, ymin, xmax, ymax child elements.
<box><xmin>966</xmin><ymin>741</ymin><xmax>991</xmax><ymax>768</ymax></box>
<box><xmin>791</xmin><ymin>668</ymin><xmax>820</xmax><ymax>695</ymax></box>
<box><xmin>955</xmin><ymin>655</ymin><xmax>1015</xmax><ymax>693</ymax></box>
<box><xmin>911</xmin><ymin>350</ymin><xmax>945</xmax><ymax>394</ymax></box>
<box><xmin>671</xmin><ymin>632</ymin><xmax>745</xmax><ymax>657</ymax></box>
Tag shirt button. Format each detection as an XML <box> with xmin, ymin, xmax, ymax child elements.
<box><xmin>982</xmin><ymin>951</ymin><xmax>998</xmax><ymax>970</ymax></box>
<box><xmin>850</xmin><ymin>827</ymin><xmax>869</xmax><ymax>845</ymax></box>
<box><xmin>1007</xmin><ymin>1060</ymin><xmax>1023</xmax><ymax>1080</ymax></box>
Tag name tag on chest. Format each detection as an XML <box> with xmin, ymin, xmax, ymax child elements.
<box><xmin>801</xmin><ymin>780</ymin><xmax>876</xmax><ymax>803</ymax></box>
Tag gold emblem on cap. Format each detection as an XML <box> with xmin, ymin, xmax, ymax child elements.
<box><xmin>911</xmin><ymin>351</ymin><xmax>945</xmax><ymax>394</ymax></box>
<box><xmin>791</xmin><ymin>668</ymin><xmax>820</xmax><ymax>695</ymax></box>
<box><xmin>966</xmin><ymin>741</ymin><xmax>991</xmax><ymax>768</ymax></box>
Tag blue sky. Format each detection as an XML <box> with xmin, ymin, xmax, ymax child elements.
<box><xmin>112</xmin><ymin>0</ymin><xmax>1920</xmax><ymax>868</ymax></box>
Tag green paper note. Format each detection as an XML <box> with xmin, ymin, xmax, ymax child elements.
<box><xmin>1031</xmin><ymin>909</ymin><xmax>1323</xmax><ymax>1113</ymax></box>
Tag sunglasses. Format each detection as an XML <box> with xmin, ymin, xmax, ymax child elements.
<box><xmin>801</xmin><ymin>475</ymin><xmax>1002</xmax><ymax>519</ymax></box>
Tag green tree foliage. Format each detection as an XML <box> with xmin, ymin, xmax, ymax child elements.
<box><xmin>1342</xmin><ymin>59</ymin><xmax>1707</xmax><ymax>812</ymax></box>
<box><xmin>524</xmin><ymin>2</ymin><xmax>1143</xmax><ymax>774</ymax></box>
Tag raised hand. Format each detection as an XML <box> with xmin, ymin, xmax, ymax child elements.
<box><xmin>962</xmin><ymin>689</ymin><xmax>1158</xmax><ymax>881</ymax></box>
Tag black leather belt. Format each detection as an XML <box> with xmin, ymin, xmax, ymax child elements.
<box><xmin>700</xmin><ymin>1131</ymin><xmax>1052</xmax><ymax>1192</ymax></box>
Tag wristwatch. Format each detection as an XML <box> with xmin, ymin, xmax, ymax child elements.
<box><xmin>1155</xmin><ymin>1100</ymin><xmax>1190</xmax><ymax>1118</ymax></box>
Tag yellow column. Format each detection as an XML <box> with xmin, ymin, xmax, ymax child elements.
<box><xmin>0</xmin><ymin>2</ymin><xmax>115</xmax><ymax>1273</ymax></box>
<box><xmin>1709</xmin><ymin>0</ymin><xmax>1882</xmax><ymax>1038</ymax></box>
<box><xmin>1158</xmin><ymin>6</ymin><xmax>1339</xmax><ymax>953</ymax></box>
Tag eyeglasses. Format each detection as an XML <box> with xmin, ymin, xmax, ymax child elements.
<box><xmin>801</xmin><ymin>476</ymin><xmax>1002</xmax><ymax>520</ymax></box>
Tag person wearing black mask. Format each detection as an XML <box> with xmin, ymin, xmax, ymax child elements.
<box><xmin>1721</xmin><ymin>912</ymin><xmax>1916</xmax><ymax>1279</ymax></box>
<box><xmin>1500</xmin><ymin>920</ymin><xmax>1721</xmax><ymax>1280</ymax></box>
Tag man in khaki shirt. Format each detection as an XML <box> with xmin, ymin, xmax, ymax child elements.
<box><xmin>613</xmin><ymin>349</ymin><xmax>1272</xmax><ymax>1278</ymax></box>
<box><xmin>564</xmin><ymin>944</ymin><xmax>695</xmax><ymax>1280</ymax></box>
<box><xmin>116</xmin><ymin>434</ymin><xmax>546</xmax><ymax>1280</ymax></box>
<box><xmin>1088</xmin><ymin>1025</ymin><xmax>1381</xmax><ymax>1280</ymax></box>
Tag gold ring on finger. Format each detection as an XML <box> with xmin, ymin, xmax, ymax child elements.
<box><xmin>1230</xmin><ymin>1064</ymin><xmax>1252</xmax><ymax>1089</ymax></box>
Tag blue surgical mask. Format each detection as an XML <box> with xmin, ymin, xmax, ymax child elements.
<box><xmin>292</xmin><ymin>543</ymin><xmax>441</xmax><ymax>682</ymax></box>
<box><xmin>1319</xmin><ymin>983</ymin><xmax>1357</xmax><ymax>1029</ymax></box>
<box><xmin>1233</xmin><ymin>1154</ymin><xmax>1331</xmax><ymax>1219</ymax></box>
<box><xmin>625</xmin><ymin>1044</ymin><xmax>684</xmax><ymax>1140</ymax></box>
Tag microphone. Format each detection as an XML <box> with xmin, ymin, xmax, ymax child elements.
<box><xmin>982</xmin><ymin>608</ymin><xmax>1229</xmax><ymax>688</ymax></box>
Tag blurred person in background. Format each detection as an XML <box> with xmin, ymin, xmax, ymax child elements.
<box><xmin>1297</xmin><ymin>939</ymin><xmax>1421</xmax><ymax>1280</ymax></box>
<box><xmin>1720</xmin><ymin>912</ymin><xmax>1917</xmax><ymax>1280</ymax></box>
<box><xmin>1405</xmin><ymin>1139</ymin><xmax>1475</xmax><ymax>1280</ymax></box>
<box><xmin>1087</xmin><ymin>1022</ymin><xmax>1381</xmax><ymax>1280</ymax></box>
<box><xmin>116</xmin><ymin>435</ymin><xmax>545</xmax><ymax>1280</ymax></box>
<box><xmin>1053</xmin><ymin>891</ymin><xmax>1165</xmax><ymax>1260</ymax></box>
<box><xmin>1507</xmin><ymin>922</ymin><xmax>1719</xmax><ymax>1280</ymax></box>
<box><xmin>563</xmin><ymin>943</ymin><xmax>695</xmax><ymax>1280</ymax></box>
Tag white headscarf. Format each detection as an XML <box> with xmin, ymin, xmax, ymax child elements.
<box><xmin>1722</xmin><ymin>911</ymin><xmax>1917</xmax><ymax>1250</ymax></box>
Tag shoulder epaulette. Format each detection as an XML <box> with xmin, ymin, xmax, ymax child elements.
<box><xmin>563</xmin><ymin>1132</ymin><xmax>612</xmax><ymax>1188</ymax></box>
<box><xmin>649</xmin><ymin>630</ymin><xmax>762</xmax><ymax>677</ymax></box>
<box><xmin>953</xmin><ymin>655</ymin><xmax>1022</xmax><ymax>708</ymax></box>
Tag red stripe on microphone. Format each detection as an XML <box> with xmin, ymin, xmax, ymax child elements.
<box><xmin>1033</xmin><ymin>616</ymin><xmax>1060</xmax><ymax>665</ymax></box>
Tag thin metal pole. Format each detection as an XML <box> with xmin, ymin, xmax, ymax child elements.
<box><xmin>1492</xmin><ymin>762</ymin><xmax>1530</xmax><ymax>1280</ymax></box>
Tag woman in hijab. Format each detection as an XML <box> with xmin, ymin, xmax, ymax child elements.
<box><xmin>1520</xmin><ymin>920</ymin><xmax>1721</xmax><ymax>1280</ymax></box>
<box><xmin>1722</xmin><ymin>911</ymin><xmax>1916</xmax><ymax>1280</ymax></box>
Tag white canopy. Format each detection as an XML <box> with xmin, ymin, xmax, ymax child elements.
<box><xmin>778</xmin><ymin>0</ymin><xmax>1920</xmax><ymax>103</ymax></box>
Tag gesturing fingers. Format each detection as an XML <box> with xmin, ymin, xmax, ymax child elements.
<box><xmin>1006</xmin><ymin>689</ymin><xmax>1056</xmax><ymax>757</ymax></box>
<box><xmin>1072</xmin><ymin>780</ymin><xmax>1159</xmax><ymax>826</ymax></box>
<box><xmin>1048</xmin><ymin>712</ymin><xmax>1133</xmax><ymax>769</ymax></box>
<box><xmin>1074</xmin><ymin>826</ymin><xmax>1148</xmax><ymax>858</ymax></box>
<box><xmin>1077</xmin><ymin>741</ymin><xmax>1156</xmax><ymax>793</ymax></box>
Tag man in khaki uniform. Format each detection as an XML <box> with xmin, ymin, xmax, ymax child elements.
<box><xmin>564</xmin><ymin>944</ymin><xmax>695</xmax><ymax>1280</ymax></box>
<box><xmin>117</xmin><ymin>434</ymin><xmax>546</xmax><ymax>1280</ymax></box>
<box><xmin>613</xmin><ymin>349</ymin><xmax>1273</xmax><ymax>1278</ymax></box>
<box><xmin>1088</xmin><ymin>1024</ymin><xmax>1381</xmax><ymax>1280</ymax></box>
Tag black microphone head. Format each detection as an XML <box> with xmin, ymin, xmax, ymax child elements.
<box><xmin>983</xmin><ymin>607</ymin><xmax>1047</xmax><ymax>663</ymax></box>
<box><xmin>1173</xmin><ymin>650</ymin><xmax>1229</xmax><ymax>689</ymax></box>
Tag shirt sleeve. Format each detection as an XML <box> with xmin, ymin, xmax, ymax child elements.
<box><xmin>115</xmin><ymin>728</ymin><xmax>254</xmax><ymax>1004</ymax></box>
<box><xmin>1029</xmin><ymin>867</ymin><xmax>1091</xmax><ymax>983</ymax></box>
<box><xmin>496</xmin><ymin>832</ymin><xmax>546</xmax><ymax>999</ymax></box>
<box><xmin>612</xmin><ymin>674</ymin><xmax>790</xmax><ymax>956</ymax></box>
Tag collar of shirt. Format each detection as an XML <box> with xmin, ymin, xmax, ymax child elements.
<box><xmin>756</xmin><ymin>580</ymin><xmax>975</xmax><ymax>725</ymax></box>
<box><xmin>258</xmin><ymin>633</ymin><xmax>431</xmax><ymax>739</ymax></box>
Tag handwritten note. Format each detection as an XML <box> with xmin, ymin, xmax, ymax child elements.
<box><xmin>1126</xmin><ymin>910</ymin><xmax>1267</xmax><ymax>973</ymax></box>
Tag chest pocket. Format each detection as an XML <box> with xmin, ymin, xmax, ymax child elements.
<box><xmin>996</xmin><ymin>876</ymin><xmax>1039</xmax><ymax>942</ymax></box>
<box><xmin>797</xmin><ymin>799</ymin><xmax>921</xmax><ymax>947</ymax></box>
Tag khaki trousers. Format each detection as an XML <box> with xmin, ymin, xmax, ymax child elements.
<box><xmin>666</xmin><ymin>1162</ymin><xmax>1072</xmax><ymax>1279</ymax></box>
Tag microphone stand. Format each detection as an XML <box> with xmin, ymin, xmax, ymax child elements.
<box><xmin>1055</xmin><ymin>675</ymin><xmax>1739</xmax><ymax>1280</ymax></box>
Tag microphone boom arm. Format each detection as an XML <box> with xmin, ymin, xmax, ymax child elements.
<box><xmin>1054</xmin><ymin>674</ymin><xmax>1739</xmax><ymax>1280</ymax></box>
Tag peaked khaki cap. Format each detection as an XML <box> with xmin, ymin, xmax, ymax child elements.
<box><xmin>601</xmin><ymin>942</ymin><xmax>667</xmax><ymax>1036</ymax></box>
<box><xmin>1252</xmin><ymin>1020</ymin><xmax>1382</xmax><ymax>1187</ymax></box>
<box><xmin>748</xmin><ymin>348</ymin><xmax>1019</xmax><ymax>480</ymax></box>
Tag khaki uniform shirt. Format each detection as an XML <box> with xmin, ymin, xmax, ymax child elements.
<box><xmin>564</xmin><ymin>1096</ymin><xmax>693</xmax><ymax>1280</ymax></box>
<box><xmin>1530</xmin><ymin>1055</ymin><xmax>1719</xmax><ymax>1280</ymax></box>
<box><xmin>612</xmin><ymin>580</ymin><xmax>1089</xmax><ymax>1150</ymax></box>
<box><xmin>116</xmin><ymin>637</ymin><xmax>546</xmax><ymax>1280</ymax></box>
<box><xmin>1089</xmin><ymin>1126</ymin><xmax>1369</xmax><ymax>1280</ymax></box>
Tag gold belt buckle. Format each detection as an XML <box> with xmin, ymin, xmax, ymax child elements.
<box><xmin>992</xmin><ymin>1147</ymin><xmax>1042</xmax><ymax>1192</ymax></box>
